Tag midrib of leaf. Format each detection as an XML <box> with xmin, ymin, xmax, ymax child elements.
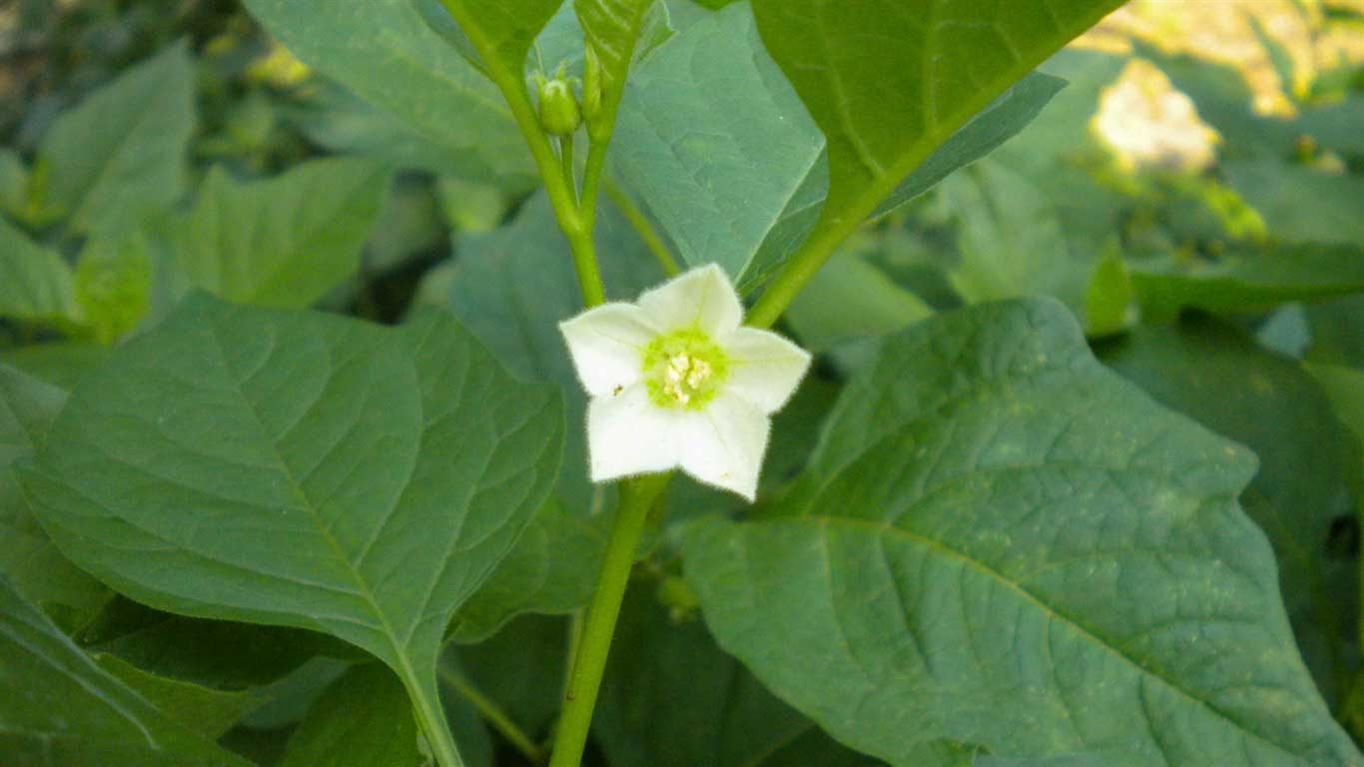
<box><xmin>793</xmin><ymin>503</ymin><xmax>1298</xmax><ymax>760</ymax></box>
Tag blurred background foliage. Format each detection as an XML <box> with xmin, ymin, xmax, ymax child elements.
<box><xmin>4</xmin><ymin>0</ymin><xmax>1364</xmax><ymax>764</ymax></box>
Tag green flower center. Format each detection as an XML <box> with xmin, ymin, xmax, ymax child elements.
<box><xmin>643</xmin><ymin>328</ymin><xmax>728</xmax><ymax>410</ymax></box>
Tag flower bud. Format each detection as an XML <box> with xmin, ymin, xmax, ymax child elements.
<box><xmin>537</xmin><ymin>74</ymin><xmax>582</xmax><ymax>137</ymax></box>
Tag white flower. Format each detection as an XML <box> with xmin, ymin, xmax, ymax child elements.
<box><xmin>559</xmin><ymin>264</ymin><xmax>811</xmax><ymax>501</ymax></box>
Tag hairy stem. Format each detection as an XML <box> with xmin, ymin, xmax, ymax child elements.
<box><xmin>548</xmin><ymin>473</ymin><xmax>670</xmax><ymax>767</ymax></box>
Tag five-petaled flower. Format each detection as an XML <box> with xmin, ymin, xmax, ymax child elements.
<box><xmin>560</xmin><ymin>264</ymin><xmax>811</xmax><ymax>501</ymax></box>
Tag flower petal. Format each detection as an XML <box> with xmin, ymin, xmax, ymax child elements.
<box><xmin>637</xmin><ymin>263</ymin><xmax>743</xmax><ymax>336</ymax></box>
<box><xmin>560</xmin><ymin>303</ymin><xmax>660</xmax><ymax>397</ymax></box>
<box><xmin>587</xmin><ymin>384</ymin><xmax>681</xmax><ymax>482</ymax></box>
<box><xmin>677</xmin><ymin>393</ymin><xmax>769</xmax><ymax>502</ymax></box>
<box><xmin>723</xmin><ymin>327</ymin><xmax>812</xmax><ymax>413</ymax></box>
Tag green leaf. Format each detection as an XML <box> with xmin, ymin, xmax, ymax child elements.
<box><xmin>0</xmin><ymin>365</ymin><xmax>109</xmax><ymax>633</ymax></box>
<box><xmin>241</xmin><ymin>0</ymin><xmax>534</xmax><ymax>189</ymax></box>
<box><xmin>749</xmin><ymin>0</ymin><xmax>1123</xmax><ymax>242</ymax></box>
<box><xmin>576</xmin><ymin>0</ymin><xmax>661</xmax><ymax>129</ymax></box>
<box><xmin>279</xmin><ymin>663</ymin><xmax>422</xmax><ymax>767</ymax></box>
<box><xmin>1099</xmin><ymin>316</ymin><xmax>1361</xmax><ymax>706</ymax></box>
<box><xmin>610</xmin><ymin>5</ymin><xmax>1065</xmax><ymax>291</ymax></box>
<box><xmin>0</xmin><ymin>577</ymin><xmax>251</xmax><ymax>766</ymax></box>
<box><xmin>93</xmin><ymin>652</ymin><xmax>256</xmax><ymax>739</ymax></box>
<box><xmin>1224</xmin><ymin>160</ymin><xmax>1364</xmax><ymax>246</ymax></box>
<box><xmin>75</xmin><ymin>226</ymin><xmax>153</xmax><ymax>345</ymax></box>
<box><xmin>594</xmin><ymin>585</ymin><xmax>819</xmax><ymax>767</ymax></box>
<box><xmin>176</xmin><ymin>159</ymin><xmax>390</xmax><ymax>308</ymax></box>
<box><xmin>80</xmin><ymin>602</ymin><xmax>332</xmax><ymax>691</ymax></box>
<box><xmin>430</xmin><ymin>0</ymin><xmax>562</xmax><ymax>81</ymax></box>
<box><xmin>1130</xmin><ymin>245</ymin><xmax>1364</xmax><ymax>321</ymax></box>
<box><xmin>448</xmin><ymin>499</ymin><xmax>607</xmax><ymax>643</ymax></box>
<box><xmin>294</xmin><ymin>82</ymin><xmax>507</xmax><ymax>179</ymax></box>
<box><xmin>938</xmin><ymin>158</ymin><xmax>1093</xmax><ymax>311</ymax></box>
<box><xmin>785</xmin><ymin>250</ymin><xmax>933</xmax><ymax>358</ymax></box>
<box><xmin>684</xmin><ymin>299</ymin><xmax>1359</xmax><ymax>765</ymax></box>
<box><xmin>1083</xmin><ymin>247</ymin><xmax>1137</xmax><ymax>337</ymax></box>
<box><xmin>0</xmin><ymin>215</ymin><xmax>80</xmax><ymax>325</ymax></box>
<box><xmin>19</xmin><ymin>294</ymin><xmax>564</xmax><ymax>762</ymax></box>
<box><xmin>38</xmin><ymin>42</ymin><xmax>194</xmax><ymax>233</ymax></box>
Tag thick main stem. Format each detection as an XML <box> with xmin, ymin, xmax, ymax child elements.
<box><xmin>548</xmin><ymin>474</ymin><xmax>669</xmax><ymax>767</ymax></box>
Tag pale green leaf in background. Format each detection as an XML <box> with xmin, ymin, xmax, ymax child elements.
<box><xmin>176</xmin><ymin>158</ymin><xmax>390</xmax><ymax>308</ymax></box>
<box><xmin>0</xmin><ymin>577</ymin><xmax>250</xmax><ymax>766</ymax></box>
<box><xmin>684</xmin><ymin>299</ymin><xmax>1360</xmax><ymax>765</ymax></box>
<box><xmin>0</xmin><ymin>216</ymin><xmax>80</xmax><ymax>326</ymax></box>
<box><xmin>37</xmin><ymin>42</ymin><xmax>195</xmax><ymax>233</ymax></box>
<box><xmin>939</xmin><ymin>159</ymin><xmax>1092</xmax><ymax>311</ymax></box>
<box><xmin>19</xmin><ymin>295</ymin><xmax>564</xmax><ymax>763</ymax></box>
<box><xmin>279</xmin><ymin>663</ymin><xmax>422</xmax><ymax>767</ymax></box>
<box><xmin>1130</xmin><ymin>245</ymin><xmax>1364</xmax><ymax>321</ymax></box>
<box><xmin>241</xmin><ymin>0</ymin><xmax>534</xmax><ymax>189</ymax></box>
<box><xmin>1224</xmin><ymin>161</ymin><xmax>1364</xmax><ymax>246</ymax></box>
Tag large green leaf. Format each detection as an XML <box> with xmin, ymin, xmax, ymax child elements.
<box><xmin>610</xmin><ymin>4</ymin><xmax>1065</xmax><ymax>291</ymax></box>
<box><xmin>1099</xmin><ymin>317</ymin><xmax>1360</xmax><ymax>706</ymax></box>
<box><xmin>749</xmin><ymin>0</ymin><xmax>1123</xmax><ymax>240</ymax></box>
<box><xmin>0</xmin><ymin>216</ymin><xmax>80</xmax><ymax>326</ymax></box>
<box><xmin>240</xmin><ymin>0</ymin><xmax>534</xmax><ymax>189</ymax></box>
<box><xmin>0</xmin><ymin>364</ymin><xmax>108</xmax><ymax>631</ymax></box>
<box><xmin>38</xmin><ymin>42</ymin><xmax>194</xmax><ymax>233</ymax></box>
<box><xmin>279</xmin><ymin>663</ymin><xmax>422</xmax><ymax>767</ymax></box>
<box><xmin>0</xmin><ymin>577</ymin><xmax>250</xmax><ymax>766</ymax></box>
<box><xmin>176</xmin><ymin>159</ymin><xmax>389</xmax><ymax>308</ymax></box>
<box><xmin>1130</xmin><ymin>245</ymin><xmax>1364</xmax><ymax>320</ymax></box>
<box><xmin>19</xmin><ymin>294</ymin><xmax>564</xmax><ymax>762</ymax></box>
<box><xmin>684</xmin><ymin>299</ymin><xmax>1359</xmax><ymax>765</ymax></box>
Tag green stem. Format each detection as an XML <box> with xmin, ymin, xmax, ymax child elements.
<box><xmin>604</xmin><ymin>178</ymin><xmax>681</xmax><ymax>277</ymax></box>
<box><xmin>559</xmin><ymin>134</ymin><xmax>578</xmax><ymax>208</ymax></box>
<box><xmin>440</xmin><ymin>665</ymin><xmax>545</xmax><ymax>764</ymax></box>
<box><xmin>548</xmin><ymin>473</ymin><xmax>670</xmax><ymax>767</ymax></box>
<box><xmin>744</xmin><ymin>216</ymin><xmax>861</xmax><ymax>329</ymax></box>
<box><xmin>434</xmin><ymin>0</ymin><xmax>604</xmax><ymax>307</ymax></box>
<box><xmin>579</xmin><ymin>133</ymin><xmax>611</xmax><ymax>233</ymax></box>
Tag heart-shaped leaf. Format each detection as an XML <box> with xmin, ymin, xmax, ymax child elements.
<box><xmin>20</xmin><ymin>294</ymin><xmax>563</xmax><ymax>763</ymax></box>
<box><xmin>684</xmin><ymin>299</ymin><xmax>1360</xmax><ymax>765</ymax></box>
